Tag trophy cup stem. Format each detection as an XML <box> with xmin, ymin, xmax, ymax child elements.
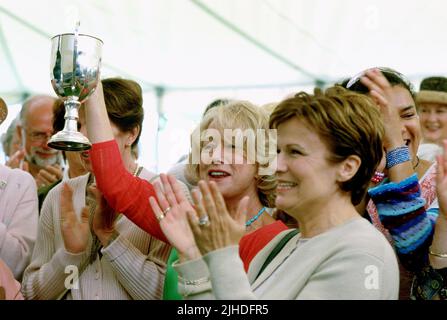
<box><xmin>63</xmin><ymin>99</ymin><xmax>81</xmax><ymax>132</ymax></box>
<box><xmin>47</xmin><ymin>97</ymin><xmax>92</xmax><ymax>151</ymax></box>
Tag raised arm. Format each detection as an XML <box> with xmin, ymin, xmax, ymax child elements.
<box><xmin>89</xmin><ymin>141</ymin><xmax>167</xmax><ymax>242</ymax></box>
<box><xmin>368</xmin><ymin>176</ymin><xmax>435</xmax><ymax>272</ymax></box>
<box><xmin>361</xmin><ymin>69</ymin><xmax>436</xmax><ymax>271</ymax></box>
<box><xmin>84</xmin><ymin>81</ymin><xmax>166</xmax><ymax>241</ymax></box>
<box><xmin>84</xmin><ymin>81</ymin><xmax>114</xmax><ymax>143</ymax></box>
<box><xmin>360</xmin><ymin>69</ymin><xmax>415</xmax><ymax>182</ymax></box>
<box><xmin>410</xmin><ymin>140</ymin><xmax>447</xmax><ymax>300</ymax></box>
<box><xmin>430</xmin><ymin>140</ymin><xmax>447</xmax><ymax>270</ymax></box>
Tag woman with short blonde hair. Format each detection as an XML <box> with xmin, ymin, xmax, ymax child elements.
<box><xmin>185</xmin><ymin>100</ymin><xmax>276</xmax><ymax>210</ymax></box>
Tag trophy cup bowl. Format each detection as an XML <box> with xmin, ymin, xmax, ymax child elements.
<box><xmin>48</xmin><ymin>33</ymin><xmax>103</xmax><ymax>151</ymax></box>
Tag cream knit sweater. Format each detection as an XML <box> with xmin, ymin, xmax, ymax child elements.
<box><xmin>22</xmin><ymin>170</ymin><xmax>170</xmax><ymax>300</ymax></box>
<box><xmin>174</xmin><ymin>218</ymin><xmax>400</xmax><ymax>300</ymax></box>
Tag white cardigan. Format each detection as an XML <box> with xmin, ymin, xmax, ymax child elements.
<box><xmin>0</xmin><ymin>164</ymin><xmax>38</xmax><ymax>280</ymax></box>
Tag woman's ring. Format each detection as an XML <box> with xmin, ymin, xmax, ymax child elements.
<box><xmin>198</xmin><ymin>215</ymin><xmax>210</xmax><ymax>227</ymax></box>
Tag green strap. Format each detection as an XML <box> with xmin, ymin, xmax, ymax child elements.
<box><xmin>163</xmin><ymin>249</ymin><xmax>183</xmax><ymax>300</ymax></box>
<box><xmin>151</xmin><ymin>173</ymin><xmax>183</xmax><ymax>300</ymax></box>
<box><xmin>255</xmin><ymin>229</ymin><xmax>299</xmax><ymax>281</ymax></box>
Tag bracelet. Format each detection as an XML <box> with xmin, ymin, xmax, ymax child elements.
<box><xmin>179</xmin><ymin>275</ymin><xmax>210</xmax><ymax>286</ymax></box>
<box><xmin>371</xmin><ymin>171</ymin><xmax>385</xmax><ymax>183</ymax></box>
<box><xmin>386</xmin><ymin>146</ymin><xmax>411</xmax><ymax>169</ymax></box>
<box><xmin>179</xmin><ymin>276</ymin><xmax>211</xmax><ymax>297</ymax></box>
<box><xmin>429</xmin><ymin>246</ymin><xmax>447</xmax><ymax>258</ymax></box>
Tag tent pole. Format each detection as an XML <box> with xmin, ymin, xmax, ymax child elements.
<box><xmin>154</xmin><ymin>86</ymin><xmax>166</xmax><ymax>173</ymax></box>
<box><xmin>190</xmin><ymin>0</ymin><xmax>325</xmax><ymax>84</ymax></box>
<box><xmin>0</xmin><ymin>17</ymin><xmax>26</xmax><ymax>97</ymax></box>
<box><xmin>315</xmin><ymin>79</ymin><xmax>325</xmax><ymax>89</ymax></box>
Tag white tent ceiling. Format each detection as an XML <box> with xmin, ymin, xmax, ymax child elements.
<box><xmin>1</xmin><ymin>0</ymin><xmax>446</xmax><ymax>171</ymax></box>
<box><xmin>2</xmin><ymin>0</ymin><xmax>447</xmax><ymax>101</ymax></box>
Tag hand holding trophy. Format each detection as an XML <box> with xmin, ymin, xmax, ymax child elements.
<box><xmin>48</xmin><ymin>24</ymin><xmax>103</xmax><ymax>151</ymax></box>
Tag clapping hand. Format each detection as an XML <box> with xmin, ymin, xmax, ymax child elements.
<box><xmin>149</xmin><ymin>175</ymin><xmax>249</xmax><ymax>260</ymax></box>
<box><xmin>436</xmin><ymin>140</ymin><xmax>447</xmax><ymax>220</ymax></box>
<box><xmin>89</xmin><ymin>185</ymin><xmax>118</xmax><ymax>247</ymax></box>
<box><xmin>5</xmin><ymin>149</ymin><xmax>28</xmax><ymax>172</ymax></box>
<box><xmin>149</xmin><ymin>174</ymin><xmax>201</xmax><ymax>262</ymax></box>
<box><xmin>60</xmin><ymin>183</ymin><xmax>90</xmax><ymax>254</ymax></box>
<box><xmin>36</xmin><ymin>164</ymin><xmax>63</xmax><ymax>188</ymax></box>
<box><xmin>188</xmin><ymin>181</ymin><xmax>248</xmax><ymax>256</ymax></box>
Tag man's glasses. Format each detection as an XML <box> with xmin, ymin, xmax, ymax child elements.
<box><xmin>23</xmin><ymin>129</ymin><xmax>53</xmax><ymax>142</ymax></box>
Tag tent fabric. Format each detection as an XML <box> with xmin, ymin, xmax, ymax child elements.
<box><xmin>0</xmin><ymin>0</ymin><xmax>446</xmax><ymax>171</ymax></box>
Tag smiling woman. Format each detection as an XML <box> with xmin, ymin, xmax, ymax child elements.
<box><xmin>417</xmin><ymin>76</ymin><xmax>447</xmax><ymax>146</ymax></box>
<box><xmin>185</xmin><ymin>100</ymin><xmax>277</xmax><ymax>221</ymax></box>
<box><xmin>154</xmin><ymin>86</ymin><xmax>400</xmax><ymax>300</ymax></box>
<box><xmin>346</xmin><ymin>68</ymin><xmax>445</xmax><ymax>300</ymax></box>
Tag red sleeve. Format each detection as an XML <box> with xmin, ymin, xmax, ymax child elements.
<box><xmin>239</xmin><ymin>221</ymin><xmax>289</xmax><ymax>272</ymax></box>
<box><xmin>90</xmin><ymin>140</ymin><xmax>167</xmax><ymax>242</ymax></box>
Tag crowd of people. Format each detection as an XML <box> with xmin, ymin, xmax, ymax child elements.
<box><xmin>1</xmin><ymin>68</ymin><xmax>447</xmax><ymax>300</ymax></box>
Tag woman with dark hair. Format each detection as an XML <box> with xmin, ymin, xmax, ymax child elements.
<box><xmin>22</xmin><ymin>78</ymin><xmax>169</xmax><ymax>300</ymax></box>
<box><xmin>150</xmin><ymin>87</ymin><xmax>399</xmax><ymax>299</ymax></box>
<box><xmin>346</xmin><ymin>68</ymin><xmax>447</xmax><ymax>300</ymax></box>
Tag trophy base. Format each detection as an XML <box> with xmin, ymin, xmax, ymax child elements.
<box><xmin>47</xmin><ymin>131</ymin><xmax>92</xmax><ymax>151</ymax></box>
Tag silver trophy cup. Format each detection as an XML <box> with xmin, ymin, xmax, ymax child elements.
<box><xmin>48</xmin><ymin>33</ymin><xmax>103</xmax><ymax>151</ymax></box>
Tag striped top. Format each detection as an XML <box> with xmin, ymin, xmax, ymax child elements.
<box><xmin>367</xmin><ymin>166</ymin><xmax>439</xmax><ymax>300</ymax></box>
<box><xmin>21</xmin><ymin>170</ymin><xmax>171</xmax><ymax>300</ymax></box>
<box><xmin>367</xmin><ymin>165</ymin><xmax>438</xmax><ymax>273</ymax></box>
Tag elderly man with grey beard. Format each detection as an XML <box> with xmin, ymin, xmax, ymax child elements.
<box><xmin>7</xmin><ymin>95</ymin><xmax>64</xmax><ymax>188</ymax></box>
